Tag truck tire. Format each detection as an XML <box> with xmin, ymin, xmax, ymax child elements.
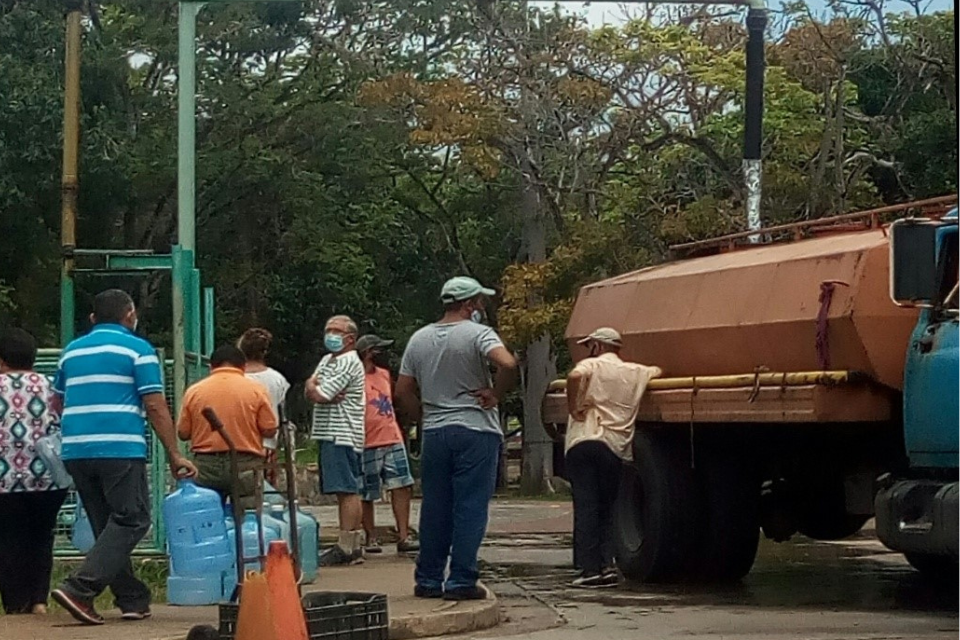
<box><xmin>614</xmin><ymin>430</ymin><xmax>698</xmax><ymax>582</ymax></box>
<box><xmin>905</xmin><ymin>553</ymin><xmax>959</xmax><ymax>583</ymax></box>
<box><xmin>695</xmin><ymin>447</ymin><xmax>760</xmax><ymax>582</ymax></box>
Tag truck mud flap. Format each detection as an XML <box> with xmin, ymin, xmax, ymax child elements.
<box><xmin>875</xmin><ymin>479</ymin><xmax>959</xmax><ymax>558</ymax></box>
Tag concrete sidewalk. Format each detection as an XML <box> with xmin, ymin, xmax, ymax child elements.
<box><xmin>305</xmin><ymin>499</ymin><xmax>573</xmax><ymax>542</ymax></box>
<box><xmin>0</xmin><ymin>553</ymin><xmax>498</xmax><ymax>640</ymax></box>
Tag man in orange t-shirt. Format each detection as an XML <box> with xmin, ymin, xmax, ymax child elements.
<box><xmin>356</xmin><ymin>335</ymin><xmax>418</xmax><ymax>554</ymax></box>
<box><xmin>178</xmin><ymin>344</ymin><xmax>277</xmax><ymax>508</ymax></box>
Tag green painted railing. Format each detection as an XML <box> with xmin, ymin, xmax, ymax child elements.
<box><xmin>36</xmin><ymin>349</ymin><xmax>207</xmax><ymax>557</ymax></box>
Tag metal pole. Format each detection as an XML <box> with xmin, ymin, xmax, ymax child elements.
<box><xmin>744</xmin><ymin>6</ymin><xmax>766</xmax><ymax>238</ymax></box>
<box><xmin>178</xmin><ymin>2</ymin><xmax>200</xmax><ymax>254</ymax></box>
<box><xmin>60</xmin><ymin>5</ymin><xmax>82</xmax><ymax>346</ymax></box>
<box><xmin>174</xmin><ymin>2</ymin><xmax>201</xmax><ymax>411</ymax></box>
<box><xmin>172</xmin><ymin>246</ymin><xmax>186</xmax><ymax>413</ymax></box>
<box><xmin>554</xmin><ymin>0</ymin><xmax>767</xmax><ymax>235</ymax></box>
<box><xmin>203</xmin><ymin>287</ymin><xmax>215</xmax><ymax>357</ymax></box>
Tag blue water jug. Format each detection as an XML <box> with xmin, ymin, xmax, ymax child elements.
<box><xmin>167</xmin><ymin>563</ymin><xmax>222</xmax><ymax>606</ymax></box>
<box><xmin>262</xmin><ymin>504</ymin><xmax>290</xmax><ymax>543</ymax></box>
<box><xmin>238</xmin><ymin>510</ymin><xmax>280</xmax><ymax>571</ymax></box>
<box><xmin>163</xmin><ymin>480</ymin><xmax>233</xmax><ymax>577</ymax></box>
<box><xmin>283</xmin><ymin>507</ymin><xmax>319</xmax><ymax>583</ymax></box>
<box><xmin>71</xmin><ymin>500</ymin><xmax>95</xmax><ymax>553</ymax></box>
<box><xmin>263</xmin><ymin>479</ymin><xmax>286</xmax><ymax>506</ymax></box>
<box><xmin>221</xmin><ymin>567</ymin><xmax>238</xmax><ymax>601</ymax></box>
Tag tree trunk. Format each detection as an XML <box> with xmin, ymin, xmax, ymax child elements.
<box><xmin>520</xmin><ymin>333</ymin><xmax>556</xmax><ymax>494</ymax></box>
<box><xmin>518</xmin><ymin>151</ymin><xmax>556</xmax><ymax>494</ymax></box>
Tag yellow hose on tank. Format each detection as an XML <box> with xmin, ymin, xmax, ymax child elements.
<box><xmin>546</xmin><ymin>370</ymin><xmax>860</xmax><ymax>393</ymax></box>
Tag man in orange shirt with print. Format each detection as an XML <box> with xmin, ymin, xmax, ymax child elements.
<box><xmin>356</xmin><ymin>335</ymin><xmax>418</xmax><ymax>554</ymax></box>
<box><xmin>177</xmin><ymin>345</ymin><xmax>278</xmax><ymax>509</ymax></box>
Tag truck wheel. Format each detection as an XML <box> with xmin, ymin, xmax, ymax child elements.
<box><xmin>614</xmin><ymin>430</ymin><xmax>698</xmax><ymax>582</ymax></box>
<box><xmin>695</xmin><ymin>447</ymin><xmax>760</xmax><ymax>582</ymax></box>
<box><xmin>905</xmin><ymin>553</ymin><xmax>959</xmax><ymax>583</ymax></box>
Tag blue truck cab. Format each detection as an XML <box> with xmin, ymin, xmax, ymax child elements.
<box><xmin>875</xmin><ymin>208</ymin><xmax>959</xmax><ymax>578</ymax></box>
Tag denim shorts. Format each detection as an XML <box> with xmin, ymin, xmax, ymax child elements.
<box><xmin>362</xmin><ymin>443</ymin><xmax>414</xmax><ymax>502</ymax></box>
<box><xmin>318</xmin><ymin>441</ymin><xmax>363</xmax><ymax>495</ymax></box>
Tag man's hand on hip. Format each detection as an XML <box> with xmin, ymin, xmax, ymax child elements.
<box><xmin>471</xmin><ymin>388</ymin><xmax>499</xmax><ymax>410</ymax></box>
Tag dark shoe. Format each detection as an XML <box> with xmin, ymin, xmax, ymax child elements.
<box><xmin>414</xmin><ymin>585</ymin><xmax>443</xmax><ymax>599</ymax></box>
<box><xmin>319</xmin><ymin>546</ymin><xmax>363</xmax><ymax>567</ymax></box>
<box><xmin>571</xmin><ymin>573</ymin><xmax>615</xmax><ymax>589</ymax></box>
<box><xmin>121</xmin><ymin>609</ymin><xmax>152</xmax><ymax>621</ymax></box>
<box><xmin>443</xmin><ymin>586</ymin><xmax>487</xmax><ymax>601</ymax></box>
<box><xmin>599</xmin><ymin>570</ymin><xmax>619</xmax><ymax>587</ymax></box>
<box><xmin>365</xmin><ymin>540</ymin><xmax>383</xmax><ymax>554</ymax></box>
<box><xmin>51</xmin><ymin>589</ymin><xmax>104</xmax><ymax>626</ymax></box>
<box><xmin>397</xmin><ymin>538</ymin><xmax>420</xmax><ymax>554</ymax></box>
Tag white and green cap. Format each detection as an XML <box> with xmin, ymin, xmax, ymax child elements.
<box><xmin>440</xmin><ymin>276</ymin><xmax>496</xmax><ymax>303</ymax></box>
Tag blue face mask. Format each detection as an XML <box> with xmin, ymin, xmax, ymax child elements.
<box><xmin>324</xmin><ymin>333</ymin><xmax>344</xmax><ymax>353</ymax></box>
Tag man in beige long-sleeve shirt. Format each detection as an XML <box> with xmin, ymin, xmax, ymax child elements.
<box><xmin>565</xmin><ymin>327</ymin><xmax>662</xmax><ymax>589</ymax></box>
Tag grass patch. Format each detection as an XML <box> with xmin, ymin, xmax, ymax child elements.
<box><xmin>278</xmin><ymin>437</ymin><xmax>319</xmax><ymax>466</ymax></box>
<box><xmin>46</xmin><ymin>558</ymin><xmax>168</xmax><ymax>613</ymax></box>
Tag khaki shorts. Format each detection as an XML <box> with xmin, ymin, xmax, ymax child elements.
<box><xmin>194</xmin><ymin>452</ymin><xmax>264</xmax><ymax>510</ymax></box>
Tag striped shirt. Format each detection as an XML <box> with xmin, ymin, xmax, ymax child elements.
<box><xmin>53</xmin><ymin>324</ymin><xmax>164</xmax><ymax>461</ymax></box>
<box><xmin>310</xmin><ymin>351</ymin><xmax>365</xmax><ymax>452</ymax></box>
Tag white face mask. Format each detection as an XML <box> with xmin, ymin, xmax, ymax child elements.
<box><xmin>470</xmin><ymin>309</ymin><xmax>484</xmax><ymax>324</ymax></box>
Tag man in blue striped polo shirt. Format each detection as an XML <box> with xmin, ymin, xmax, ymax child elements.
<box><xmin>50</xmin><ymin>289</ymin><xmax>197</xmax><ymax>626</ymax></box>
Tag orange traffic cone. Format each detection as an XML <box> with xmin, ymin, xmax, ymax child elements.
<box><xmin>265</xmin><ymin>540</ymin><xmax>309</xmax><ymax>640</ymax></box>
<box><xmin>234</xmin><ymin>571</ymin><xmax>278</xmax><ymax>640</ymax></box>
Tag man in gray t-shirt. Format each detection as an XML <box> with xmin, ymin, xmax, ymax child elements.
<box><xmin>400</xmin><ymin>321</ymin><xmax>504</xmax><ymax>434</ymax></box>
<box><xmin>396</xmin><ymin>276</ymin><xmax>517</xmax><ymax>601</ymax></box>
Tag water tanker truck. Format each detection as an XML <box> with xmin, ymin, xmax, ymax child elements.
<box><xmin>542</xmin><ymin>196</ymin><xmax>959</xmax><ymax>582</ymax></box>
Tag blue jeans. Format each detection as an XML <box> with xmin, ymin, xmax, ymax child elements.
<box><xmin>415</xmin><ymin>426</ymin><xmax>501</xmax><ymax>592</ymax></box>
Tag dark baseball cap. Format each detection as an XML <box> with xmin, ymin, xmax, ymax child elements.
<box><xmin>356</xmin><ymin>334</ymin><xmax>394</xmax><ymax>353</ymax></box>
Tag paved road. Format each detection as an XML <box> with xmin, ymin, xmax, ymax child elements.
<box><xmin>311</xmin><ymin>499</ymin><xmax>957</xmax><ymax>639</ymax></box>
<box><xmin>475</xmin><ymin>505</ymin><xmax>957</xmax><ymax>640</ymax></box>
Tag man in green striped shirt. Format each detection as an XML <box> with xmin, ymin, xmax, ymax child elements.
<box><xmin>306</xmin><ymin>315</ymin><xmax>367</xmax><ymax>566</ymax></box>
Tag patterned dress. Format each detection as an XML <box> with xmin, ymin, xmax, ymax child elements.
<box><xmin>0</xmin><ymin>372</ymin><xmax>61</xmax><ymax>493</ymax></box>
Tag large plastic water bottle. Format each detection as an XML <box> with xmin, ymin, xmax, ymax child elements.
<box><xmin>263</xmin><ymin>479</ymin><xmax>286</xmax><ymax>506</ymax></box>
<box><xmin>71</xmin><ymin>500</ymin><xmax>95</xmax><ymax>553</ymax></box>
<box><xmin>221</xmin><ymin>565</ymin><xmax>238</xmax><ymax>602</ymax></box>
<box><xmin>163</xmin><ymin>480</ymin><xmax>233</xmax><ymax>577</ymax></box>
<box><xmin>239</xmin><ymin>510</ymin><xmax>280</xmax><ymax>572</ymax></box>
<box><xmin>167</xmin><ymin>564</ymin><xmax>222</xmax><ymax>606</ymax></box>
<box><xmin>222</xmin><ymin>513</ymin><xmax>239</xmax><ymax>601</ymax></box>
<box><xmin>283</xmin><ymin>507</ymin><xmax>319</xmax><ymax>583</ymax></box>
<box><xmin>263</xmin><ymin>504</ymin><xmax>291</xmax><ymax>544</ymax></box>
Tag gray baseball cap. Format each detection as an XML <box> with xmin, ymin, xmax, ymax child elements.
<box><xmin>440</xmin><ymin>276</ymin><xmax>496</xmax><ymax>303</ymax></box>
<box><xmin>356</xmin><ymin>334</ymin><xmax>394</xmax><ymax>353</ymax></box>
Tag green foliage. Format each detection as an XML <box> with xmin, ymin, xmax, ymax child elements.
<box><xmin>0</xmin><ymin>1</ymin><xmax>954</xmax><ymax>426</ymax></box>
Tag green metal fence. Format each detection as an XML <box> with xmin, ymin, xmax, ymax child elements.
<box><xmin>36</xmin><ymin>349</ymin><xmax>194</xmax><ymax>557</ymax></box>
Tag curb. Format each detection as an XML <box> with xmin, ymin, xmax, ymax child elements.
<box><xmin>389</xmin><ymin>584</ymin><xmax>500</xmax><ymax>640</ymax></box>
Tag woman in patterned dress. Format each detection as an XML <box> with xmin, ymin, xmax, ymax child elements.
<box><xmin>0</xmin><ymin>328</ymin><xmax>68</xmax><ymax>614</ymax></box>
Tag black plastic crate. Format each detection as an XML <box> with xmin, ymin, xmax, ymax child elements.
<box><xmin>219</xmin><ymin>591</ymin><xmax>388</xmax><ymax>640</ymax></box>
